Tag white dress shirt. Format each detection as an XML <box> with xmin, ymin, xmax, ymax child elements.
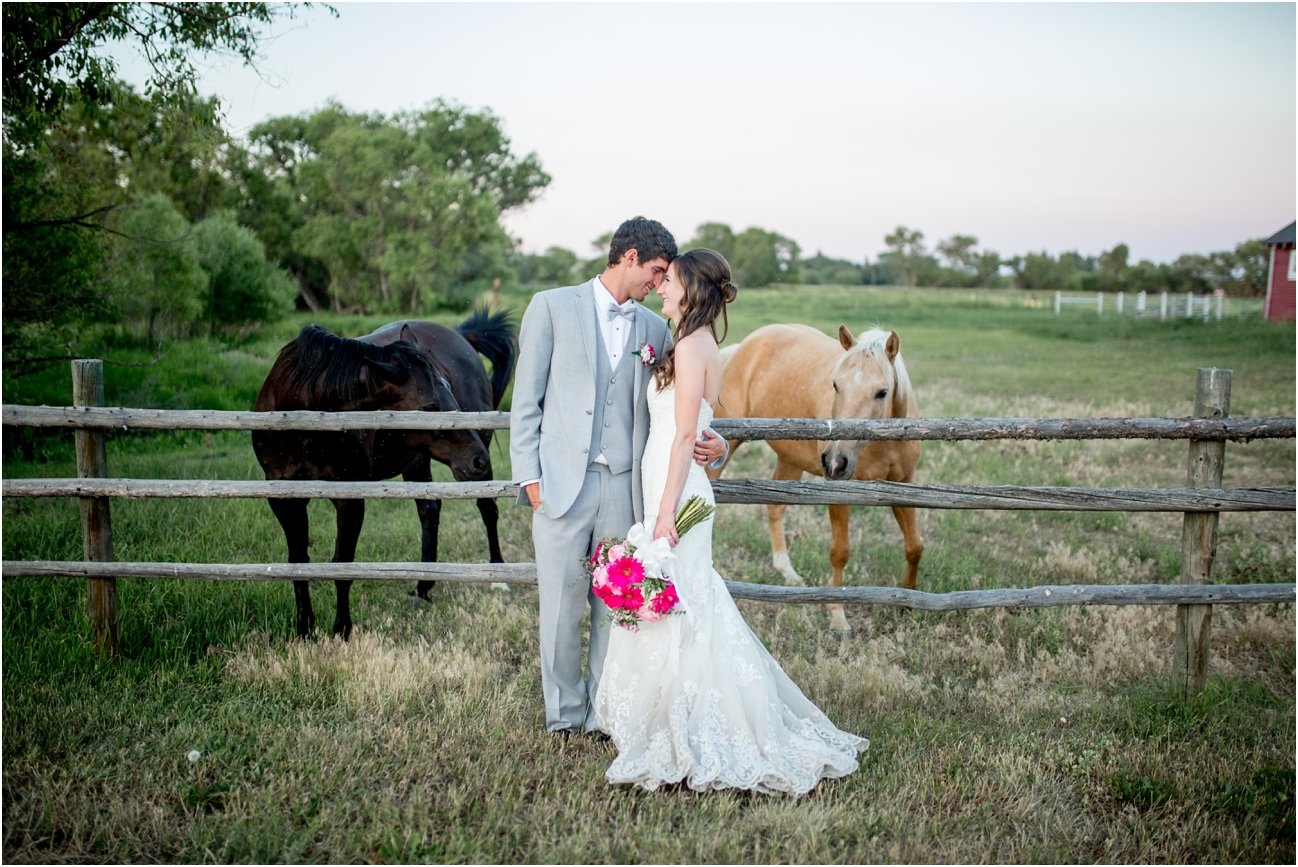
<box><xmin>593</xmin><ymin>275</ymin><xmax>635</xmax><ymax>366</ymax></box>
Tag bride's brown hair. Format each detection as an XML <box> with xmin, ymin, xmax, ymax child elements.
<box><xmin>654</xmin><ymin>248</ymin><xmax>738</xmax><ymax>389</ymax></box>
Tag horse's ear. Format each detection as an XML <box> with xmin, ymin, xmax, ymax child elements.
<box><xmin>361</xmin><ymin>357</ymin><xmax>411</xmax><ymax>386</ymax></box>
<box><xmin>399</xmin><ymin>323</ymin><xmax>421</xmax><ymax>349</ymax></box>
<box><xmin>885</xmin><ymin>330</ymin><xmax>900</xmax><ymax>361</ymax></box>
<box><xmin>838</xmin><ymin>325</ymin><xmax>856</xmax><ymax>351</ymax></box>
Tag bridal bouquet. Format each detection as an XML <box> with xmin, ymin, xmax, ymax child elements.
<box><xmin>584</xmin><ymin>495</ymin><xmax>715</xmax><ymax>631</ymax></box>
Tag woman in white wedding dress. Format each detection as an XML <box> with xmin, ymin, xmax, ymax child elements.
<box><xmin>594</xmin><ymin>249</ymin><xmax>868</xmax><ymax>795</ymax></box>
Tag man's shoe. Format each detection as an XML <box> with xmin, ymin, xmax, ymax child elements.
<box><xmin>585</xmin><ymin>730</ymin><xmax>611</xmax><ymax>743</ymax></box>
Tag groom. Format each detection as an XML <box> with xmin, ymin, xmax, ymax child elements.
<box><xmin>510</xmin><ymin>216</ymin><xmax>727</xmax><ymax>737</ymax></box>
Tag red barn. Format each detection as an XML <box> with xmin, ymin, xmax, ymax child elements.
<box><xmin>1263</xmin><ymin>221</ymin><xmax>1295</xmax><ymax>320</ymax></box>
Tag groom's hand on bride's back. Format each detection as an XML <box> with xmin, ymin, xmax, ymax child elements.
<box><xmin>693</xmin><ymin>429</ymin><xmax>728</xmax><ymax>468</ymax></box>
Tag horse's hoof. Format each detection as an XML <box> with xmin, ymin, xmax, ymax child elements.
<box><xmin>490</xmin><ymin>582</ymin><xmax>510</xmax><ymax>592</ymax></box>
<box><xmin>405</xmin><ymin>593</ymin><xmax>433</xmax><ymax>606</ymax></box>
<box><xmin>772</xmin><ymin>553</ymin><xmax>804</xmax><ymax>586</ymax></box>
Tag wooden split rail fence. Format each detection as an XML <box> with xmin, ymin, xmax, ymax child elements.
<box><xmin>2</xmin><ymin>362</ymin><xmax>1295</xmax><ymax>696</ymax></box>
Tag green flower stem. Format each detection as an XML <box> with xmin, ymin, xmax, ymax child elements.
<box><xmin>674</xmin><ymin>495</ymin><xmax>715</xmax><ymax>539</ymax></box>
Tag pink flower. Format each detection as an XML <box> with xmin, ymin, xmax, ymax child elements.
<box><xmin>590</xmin><ymin>541</ymin><xmax>605</xmax><ymax>566</ymax></box>
<box><xmin>607</xmin><ymin>556</ymin><xmax>644</xmax><ymax>590</ymax></box>
<box><xmin>620</xmin><ymin>585</ymin><xmax>645</xmax><ymax>610</ymax></box>
<box><xmin>591</xmin><ymin>564</ymin><xmax>610</xmax><ymax>590</ymax></box>
<box><xmin>606</xmin><ymin>544</ymin><xmax>628</xmax><ymax>563</ymax></box>
<box><xmin>650</xmin><ymin>583</ymin><xmax>679</xmax><ymax>614</ymax></box>
<box><xmin>597</xmin><ymin>580</ymin><xmax>643</xmax><ymax>611</ymax></box>
<box><xmin>593</xmin><ymin>582</ymin><xmax>618</xmax><ymax>608</ymax></box>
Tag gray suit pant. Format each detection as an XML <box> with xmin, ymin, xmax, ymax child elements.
<box><xmin>533</xmin><ymin>464</ymin><xmax>634</xmax><ymax>733</ymax></box>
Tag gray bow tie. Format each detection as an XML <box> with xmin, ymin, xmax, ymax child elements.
<box><xmin>606</xmin><ymin>302</ymin><xmax>635</xmax><ymax>322</ymax></box>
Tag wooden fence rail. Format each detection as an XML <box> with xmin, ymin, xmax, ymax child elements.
<box><xmin>4</xmin><ymin>559</ymin><xmax>1293</xmax><ymax>612</ymax></box>
<box><xmin>2</xmin><ymin>362</ymin><xmax>1295</xmax><ymax>698</ymax></box>
<box><xmin>3</xmin><ymin>477</ymin><xmax>1293</xmax><ymax>513</ymax></box>
<box><xmin>5</xmin><ymin>404</ymin><xmax>1293</xmax><ymax>442</ymax></box>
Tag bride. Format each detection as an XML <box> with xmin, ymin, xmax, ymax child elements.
<box><xmin>594</xmin><ymin>249</ymin><xmax>868</xmax><ymax>795</ymax></box>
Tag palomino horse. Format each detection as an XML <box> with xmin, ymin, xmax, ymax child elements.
<box><xmin>712</xmin><ymin>323</ymin><xmax>922</xmax><ymax>633</ymax></box>
<box><xmin>253</xmin><ymin>310</ymin><xmax>516</xmax><ymax>639</ymax></box>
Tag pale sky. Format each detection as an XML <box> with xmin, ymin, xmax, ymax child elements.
<box><xmin>115</xmin><ymin>1</ymin><xmax>1295</xmax><ymax>264</ymax></box>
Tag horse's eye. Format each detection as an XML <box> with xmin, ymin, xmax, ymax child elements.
<box><xmin>875</xmin><ymin>389</ymin><xmax>889</xmax><ymax>400</ymax></box>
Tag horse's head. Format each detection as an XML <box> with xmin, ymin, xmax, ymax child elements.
<box><xmin>820</xmin><ymin>326</ymin><xmax>905</xmax><ymax>481</ymax></box>
<box><xmin>362</xmin><ymin>325</ymin><xmax>491</xmax><ymax>481</ymax></box>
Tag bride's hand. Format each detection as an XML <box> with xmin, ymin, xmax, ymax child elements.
<box><xmin>653</xmin><ymin>513</ymin><xmax>679</xmax><ymax>547</ymax></box>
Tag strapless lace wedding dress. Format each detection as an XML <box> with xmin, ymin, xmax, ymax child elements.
<box><xmin>594</xmin><ymin>380</ymin><xmax>868</xmax><ymax>795</ymax></box>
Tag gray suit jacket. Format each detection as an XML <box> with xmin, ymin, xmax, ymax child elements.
<box><xmin>510</xmin><ymin>279</ymin><xmax>672</xmax><ymax>520</ymax></box>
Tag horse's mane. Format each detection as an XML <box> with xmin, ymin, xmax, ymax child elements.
<box><xmin>856</xmin><ymin>327</ymin><xmax>913</xmax><ymax>405</ymax></box>
<box><xmin>277</xmin><ymin>325</ymin><xmax>435</xmax><ymax>407</ymax></box>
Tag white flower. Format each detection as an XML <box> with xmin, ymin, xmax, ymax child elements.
<box><xmin>187</xmin><ymin>750</ymin><xmax>201</xmax><ymax>763</ymax></box>
<box><xmin>624</xmin><ymin>522</ymin><xmax>675</xmax><ymax>575</ymax></box>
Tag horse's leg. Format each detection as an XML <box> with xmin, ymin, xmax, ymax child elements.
<box><xmin>768</xmin><ymin>457</ymin><xmax>805</xmax><ymax>585</ymax></box>
<box><xmin>826</xmin><ymin>503</ymin><xmax>852</xmax><ymax>634</ymax></box>
<box><xmin>269</xmin><ymin>497</ymin><xmax>314</xmax><ymax>638</ymax></box>
<box><xmin>330</xmin><ymin>497</ymin><xmax>365</xmax><ymax>640</ymax></box>
<box><xmin>477</xmin><ymin>494</ymin><xmax>509</xmax><ymax>592</ymax></box>
<box><xmin>892</xmin><ymin>506</ymin><xmax>923</xmax><ymax>590</ymax></box>
<box><xmin>403</xmin><ymin>464</ymin><xmax>442</xmax><ymax>601</ymax></box>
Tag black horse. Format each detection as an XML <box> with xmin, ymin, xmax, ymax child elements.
<box><xmin>252</xmin><ymin>310</ymin><xmax>517</xmax><ymax>639</ymax></box>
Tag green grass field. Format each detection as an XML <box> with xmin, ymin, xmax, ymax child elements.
<box><xmin>3</xmin><ymin>285</ymin><xmax>1294</xmax><ymax>863</ymax></box>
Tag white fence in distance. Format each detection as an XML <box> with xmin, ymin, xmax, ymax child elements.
<box><xmin>1054</xmin><ymin>290</ymin><xmax>1227</xmax><ymax>320</ymax></box>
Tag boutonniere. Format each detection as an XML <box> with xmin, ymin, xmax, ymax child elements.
<box><xmin>631</xmin><ymin>342</ymin><xmax>657</xmax><ymax>366</ymax></box>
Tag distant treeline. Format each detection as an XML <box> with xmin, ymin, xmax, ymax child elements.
<box><xmin>519</xmin><ymin>225</ymin><xmax>1271</xmax><ymax>298</ymax></box>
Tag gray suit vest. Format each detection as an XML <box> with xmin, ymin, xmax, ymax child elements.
<box><xmin>589</xmin><ymin>323</ymin><xmax>637</xmax><ymax>475</ymax></box>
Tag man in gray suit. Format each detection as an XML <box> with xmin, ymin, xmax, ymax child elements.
<box><xmin>510</xmin><ymin>217</ymin><xmax>727</xmax><ymax>737</ymax></box>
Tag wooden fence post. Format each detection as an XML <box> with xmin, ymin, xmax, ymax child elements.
<box><xmin>1173</xmin><ymin>368</ymin><xmax>1230</xmax><ymax>696</ymax></box>
<box><xmin>72</xmin><ymin>360</ymin><xmax>118</xmax><ymax>654</ymax></box>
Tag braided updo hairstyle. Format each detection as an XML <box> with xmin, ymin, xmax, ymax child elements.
<box><xmin>654</xmin><ymin>248</ymin><xmax>738</xmax><ymax>389</ymax></box>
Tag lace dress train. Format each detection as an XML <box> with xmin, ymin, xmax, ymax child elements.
<box><xmin>594</xmin><ymin>381</ymin><xmax>868</xmax><ymax>795</ymax></box>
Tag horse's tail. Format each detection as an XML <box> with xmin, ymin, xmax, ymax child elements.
<box><xmin>458</xmin><ymin>306</ymin><xmax>518</xmax><ymax>409</ymax></box>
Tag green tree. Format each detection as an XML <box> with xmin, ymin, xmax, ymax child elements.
<box><xmin>688</xmin><ymin>222</ymin><xmax>737</xmax><ymax>263</ymax></box>
<box><xmin>800</xmin><ymin>252</ymin><xmax>864</xmax><ymax>286</ymax></box>
<box><xmin>1096</xmin><ymin>243</ymin><xmax>1130</xmax><ymax>290</ymax></box>
<box><xmin>105</xmin><ymin>194</ymin><xmax>206</xmax><ymax>344</ymax></box>
<box><xmin>580</xmin><ymin>231</ymin><xmax>614</xmax><ymax>276</ymax></box>
<box><xmin>1</xmin><ymin>143</ymin><xmax>109</xmax><ymax>341</ymax></box>
<box><xmin>2</xmin><ymin>2</ymin><xmax>326</xmax><ymax>352</ymax></box>
<box><xmin>865</xmin><ymin>254</ymin><xmax>899</xmax><ymax>285</ymax></box>
<box><xmin>249</xmin><ymin>101</ymin><xmax>549</xmax><ymax>313</ymax></box>
<box><xmin>883</xmin><ymin>225</ymin><xmax>926</xmax><ymax>287</ymax></box>
<box><xmin>516</xmin><ymin>245</ymin><xmax>580</xmax><ymax>285</ymax></box>
<box><xmin>1229</xmin><ymin>239</ymin><xmax>1270</xmax><ymax>296</ymax></box>
<box><xmin>42</xmin><ymin>81</ymin><xmax>235</xmax><ymax>220</ymax></box>
<box><xmin>973</xmin><ymin>250</ymin><xmax>1003</xmax><ymax>287</ymax></box>
<box><xmin>936</xmin><ymin>234</ymin><xmax>975</xmax><ymax>270</ymax></box>
<box><xmin>1012</xmin><ymin>251</ymin><xmax>1083</xmax><ymax>291</ymax></box>
<box><xmin>449</xmin><ymin>228</ymin><xmax>517</xmax><ymax>308</ymax></box>
<box><xmin>732</xmin><ymin>227</ymin><xmax>800</xmax><ymax>287</ymax></box>
<box><xmin>193</xmin><ymin>210</ymin><xmax>295</xmax><ymax>331</ymax></box>
<box><xmin>2</xmin><ymin>3</ymin><xmax>317</xmax><ymax>149</ymax></box>
<box><xmin>1124</xmin><ymin>260</ymin><xmax>1169</xmax><ymax>294</ymax></box>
